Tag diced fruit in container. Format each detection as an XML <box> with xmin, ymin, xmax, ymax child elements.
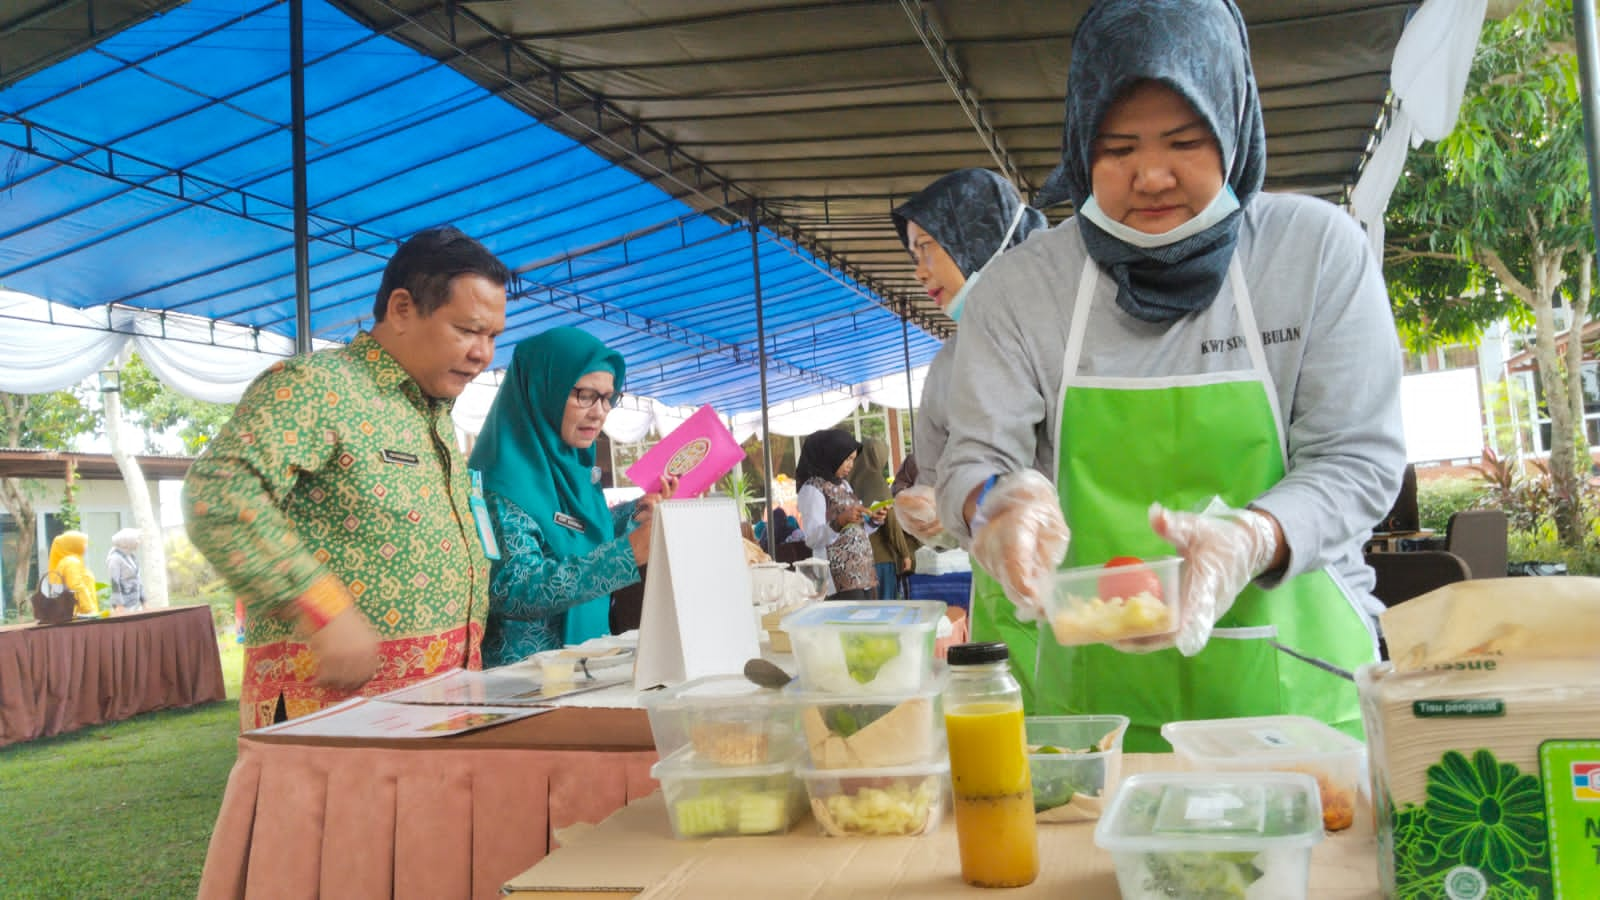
<box><xmin>672</xmin><ymin>794</ymin><xmax>729</xmax><ymax>837</ymax></box>
<box><xmin>1043</xmin><ymin>557</ymin><xmax>1181</xmax><ymax>645</ymax></box>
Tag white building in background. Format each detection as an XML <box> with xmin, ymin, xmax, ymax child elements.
<box><xmin>0</xmin><ymin>450</ymin><xmax>188</xmax><ymax>613</ymax></box>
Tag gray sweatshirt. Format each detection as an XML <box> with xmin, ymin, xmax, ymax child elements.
<box><xmin>935</xmin><ymin>192</ymin><xmax>1405</xmax><ymax>607</ymax></box>
<box><xmin>912</xmin><ymin>337</ymin><xmax>956</xmax><ymax>490</ymax></box>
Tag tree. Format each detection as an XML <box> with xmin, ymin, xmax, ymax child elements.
<box><xmin>1384</xmin><ymin>0</ymin><xmax>1594</xmax><ymax>545</ymax></box>
<box><xmin>101</xmin><ymin>351</ymin><xmax>233</xmax><ymax>607</ymax></box>
<box><xmin>0</xmin><ymin>390</ymin><xmax>96</xmax><ymax>615</ymax></box>
<box><xmin>117</xmin><ymin>354</ymin><xmax>234</xmax><ymax>456</ymax></box>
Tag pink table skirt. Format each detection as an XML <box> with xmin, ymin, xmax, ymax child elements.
<box><xmin>199</xmin><ymin>734</ymin><xmax>659</xmax><ymax>900</ymax></box>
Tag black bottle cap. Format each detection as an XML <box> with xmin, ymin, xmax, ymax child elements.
<box><xmin>946</xmin><ymin>641</ymin><xmax>1009</xmax><ymax>666</ymax></box>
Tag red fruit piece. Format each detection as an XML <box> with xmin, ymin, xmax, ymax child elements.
<box><xmin>1097</xmin><ymin>556</ymin><xmax>1162</xmax><ymax>600</ymax></box>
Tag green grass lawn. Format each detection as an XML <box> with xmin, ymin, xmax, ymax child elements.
<box><xmin>0</xmin><ymin>637</ymin><xmax>244</xmax><ymax>899</ymax></box>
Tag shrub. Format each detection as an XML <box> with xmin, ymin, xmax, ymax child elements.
<box><xmin>1508</xmin><ymin>524</ymin><xmax>1600</xmax><ymax>576</ymax></box>
<box><xmin>165</xmin><ymin>532</ymin><xmax>236</xmax><ymax>629</ymax></box>
<box><xmin>1416</xmin><ymin>477</ymin><xmax>1489</xmax><ymax>533</ymax></box>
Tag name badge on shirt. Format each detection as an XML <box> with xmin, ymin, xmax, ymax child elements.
<box><xmin>468</xmin><ymin>470</ymin><xmax>500</xmax><ymax>560</ymax></box>
<box><xmin>381</xmin><ymin>449</ymin><xmax>420</xmax><ymax>466</ymax></box>
<box><xmin>553</xmin><ymin>512</ymin><xmax>587</xmax><ymax>533</ymax></box>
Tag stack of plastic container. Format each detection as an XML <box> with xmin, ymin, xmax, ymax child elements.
<box><xmin>642</xmin><ymin>675</ymin><xmax>808</xmax><ymax>839</ymax></box>
<box><xmin>780</xmin><ymin>600</ymin><xmax>951</xmax><ymax>837</ymax></box>
<box><xmin>1161</xmin><ymin>714</ymin><xmax>1370</xmax><ymax>834</ymax></box>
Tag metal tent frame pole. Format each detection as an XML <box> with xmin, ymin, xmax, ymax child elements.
<box><xmin>901</xmin><ymin>302</ymin><xmax>916</xmax><ymax>440</ymax></box>
<box><xmin>1575</xmin><ymin>0</ymin><xmax>1600</xmax><ymax>267</ymax></box>
<box><xmin>289</xmin><ymin>0</ymin><xmax>312</xmax><ymax>354</ymax></box>
<box><xmin>750</xmin><ymin>206</ymin><xmax>776</xmax><ymax>536</ymax></box>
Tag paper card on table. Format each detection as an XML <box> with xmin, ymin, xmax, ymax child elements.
<box><xmin>623</xmin><ymin>404</ymin><xmax>744</xmax><ymax>497</ymax></box>
<box><xmin>248</xmin><ymin>697</ymin><xmax>550</xmax><ymax>738</ymax></box>
<box><xmin>633</xmin><ymin>497</ymin><xmax>760</xmax><ymax>689</ymax></box>
<box><xmin>376</xmin><ymin>664</ymin><xmax>631</xmax><ymax>706</ymax></box>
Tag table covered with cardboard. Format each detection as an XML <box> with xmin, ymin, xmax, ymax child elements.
<box><xmin>505</xmin><ymin>753</ymin><xmax>1381</xmax><ymax>899</ymax></box>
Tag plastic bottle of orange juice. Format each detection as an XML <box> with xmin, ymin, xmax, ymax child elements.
<box><xmin>944</xmin><ymin>642</ymin><xmax>1038</xmax><ymax>887</ymax></box>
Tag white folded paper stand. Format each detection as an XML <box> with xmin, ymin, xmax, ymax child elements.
<box><xmin>633</xmin><ymin>497</ymin><xmax>760</xmax><ymax>689</ymax></box>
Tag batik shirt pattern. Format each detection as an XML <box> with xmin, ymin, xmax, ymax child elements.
<box><xmin>480</xmin><ymin>492</ymin><xmax>640</xmax><ymax>667</ymax></box>
<box><xmin>185</xmin><ymin>332</ymin><xmax>488</xmax><ymax>729</ymax></box>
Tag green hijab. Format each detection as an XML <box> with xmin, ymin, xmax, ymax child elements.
<box><xmin>469</xmin><ymin>327</ymin><xmax>626</xmax><ymax>646</ymax></box>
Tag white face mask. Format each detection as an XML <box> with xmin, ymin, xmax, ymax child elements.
<box><xmin>1078</xmin><ymin>185</ymin><xmax>1240</xmax><ymax>250</ymax></box>
<box><xmin>947</xmin><ymin>204</ymin><xmax>1030</xmax><ymax>324</ymax></box>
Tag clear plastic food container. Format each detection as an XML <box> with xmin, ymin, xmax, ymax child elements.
<box><xmin>789</xmin><ymin>676</ymin><xmax>945</xmax><ymax>769</ymax></box>
<box><xmin>1094</xmin><ymin>772</ymin><xmax>1324</xmax><ymax>900</ymax></box>
<box><xmin>640</xmin><ymin>674</ymin><xmax>799</xmax><ymax>766</ymax></box>
<box><xmin>1026</xmin><ymin>714</ymin><xmax>1129</xmax><ymax>823</ymax></box>
<box><xmin>1043</xmin><ymin>557</ymin><xmax>1181</xmax><ymax>646</ymax></box>
<box><xmin>1161</xmin><ymin>714</ymin><xmax>1369</xmax><ymax>833</ymax></box>
<box><xmin>781</xmin><ymin>600</ymin><xmax>946</xmax><ymax>694</ymax></box>
<box><xmin>651</xmin><ymin>746</ymin><xmax>807</xmax><ymax>839</ymax></box>
<box><xmin>795</xmin><ymin>757</ymin><xmax>949</xmax><ymax>837</ymax></box>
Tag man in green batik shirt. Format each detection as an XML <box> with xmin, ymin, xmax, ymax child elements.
<box><xmin>185</xmin><ymin>226</ymin><xmax>510</xmax><ymax>730</ymax></box>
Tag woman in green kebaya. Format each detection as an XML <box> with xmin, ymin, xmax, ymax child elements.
<box><xmin>470</xmin><ymin>327</ymin><xmax>675</xmax><ymax>666</ymax></box>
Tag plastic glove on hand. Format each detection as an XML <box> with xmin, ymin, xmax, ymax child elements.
<box><xmin>969</xmin><ymin>470</ymin><xmax>1070</xmax><ymax>619</ymax></box>
<box><xmin>894</xmin><ymin>485</ymin><xmax>943</xmax><ymax>541</ymax></box>
<box><xmin>1124</xmin><ymin>501</ymin><xmax>1279</xmax><ymax>657</ymax></box>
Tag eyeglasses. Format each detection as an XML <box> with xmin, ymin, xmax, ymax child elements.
<box><xmin>570</xmin><ymin>387</ymin><xmax>622</xmax><ymax>409</ymax></box>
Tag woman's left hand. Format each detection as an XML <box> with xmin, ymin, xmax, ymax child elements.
<box><xmin>869</xmin><ymin>506</ymin><xmax>888</xmax><ymax>526</ymax></box>
<box><xmin>634</xmin><ymin>474</ymin><xmax>680</xmax><ymax>521</ymax></box>
<box><xmin>1114</xmin><ymin>502</ymin><xmax>1282</xmax><ymax>656</ymax></box>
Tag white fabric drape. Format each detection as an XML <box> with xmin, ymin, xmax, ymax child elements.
<box><xmin>2</xmin><ymin>290</ymin><xmax>937</xmax><ymax>446</ymax></box>
<box><xmin>0</xmin><ymin>291</ymin><xmax>125</xmax><ymax>393</ymax></box>
<box><xmin>0</xmin><ymin>291</ymin><xmax>307</xmax><ymax>402</ymax></box>
<box><xmin>1349</xmin><ymin>0</ymin><xmax>1487</xmax><ymax>258</ymax></box>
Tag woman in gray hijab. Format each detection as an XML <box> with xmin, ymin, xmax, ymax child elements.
<box><xmin>934</xmin><ymin>0</ymin><xmax>1404</xmax><ymax>751</ymax></box>
<box><xmin>890</xmin><ymin>168</ymin><xmax>1045</xmax><ymax>538</ymax></box>
<box><xmin>890</xmin><ymin>166</ymin><xmax>1046</xmax><ymax>697</ymax></box>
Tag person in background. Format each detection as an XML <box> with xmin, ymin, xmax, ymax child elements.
<box><xmin>848</xmin><ymin>437</ymin><xmax>913</xmax><ymax>599</ymax></box>
<box><xmin>469</xmin><ymin>327</ymin><xmax>676</xmax><ymax>667</ymax></box>
<box><xmin>795</xmin><ymin>429</ymin><xmax>885</xmax><ymax>600</ymax></box>
<box><xmin>889</xmin><ymin>167</ymin><xmax>1047</xmax><ymax>697</ymax></box>
<box><xmin>891</xmin><ymin>454</ymin><xmax>919</xmax><ymax>497</ymax></box>
<box><xmin>936</xmin><ymin>0</ymin><xmax>1404</xmax><ymax>749</ymax></box>
<box><xmin>752</xmin><ymin>505</ymin><xmax>799</xmax><ymax>553</ymax></box>
<box><xmin>185</xmin><ymin>225</ymin><xmax>509</xmax><ymax>729</ymax></box>
<box><xmin>46</xmin><ymin>531</ymin><xmax>98</xmax><ymax>617</ymax></box>
<box><xmin>106</xmin><ymin>528</ymin><xmax>144</xmax><ymax>613</ymax></box>
<box><xmin>891</xmin><ymin>168</ymin><xmax>1047</xmax><ymax>542</ymax></box>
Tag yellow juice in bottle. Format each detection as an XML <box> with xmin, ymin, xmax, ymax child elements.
<box><xmin>946</xmin><ymin>701</ymin><xmax>1038</xmax><ymax>887</ymax></box>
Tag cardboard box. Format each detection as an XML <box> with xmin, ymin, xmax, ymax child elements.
<box><xmin>503</xmin><ymin>754</ymin><xmax>1381</xmax><ymax>898</ymax></box>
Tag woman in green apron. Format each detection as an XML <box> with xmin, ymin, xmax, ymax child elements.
<box><xmin>932</xmin><ymin>0</ymin><xmax>1406</xmax><ymax>750</ymax></box>
<box><xmin>888</xmin><ymin>168</ymin><xmax>1047</xmax><ymax>699</ymax></box>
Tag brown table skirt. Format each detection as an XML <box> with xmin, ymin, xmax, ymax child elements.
<box><xmin>0</xmin><ymin>604</ymin><xmax>226</xmax><ymax>746</ymax></box>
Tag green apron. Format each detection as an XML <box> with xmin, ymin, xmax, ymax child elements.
<box><xmin>968</xmin><ymin>563</ymin><xmax>1039</xmax><ymax>708</ymax></box>
<box><xmin>1024</xmin><ymin>260</ymin><xmax>1376</xmax><ymax>752</ymax></box>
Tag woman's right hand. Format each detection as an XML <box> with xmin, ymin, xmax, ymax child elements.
<box><xmin>835</xmin><ymin>505</ymin><xmax>865</xmax><ymax>529</ymax></box>
<box><xmin>894</xmin><ymin>485</ymin><xmax>943</xmax><ymax>540</ymax></box>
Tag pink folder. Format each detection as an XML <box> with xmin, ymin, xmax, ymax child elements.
<box><xmin>624</xmin><ymin>404</ymin><xmax>746</xmax><ymax>497</ymax></box>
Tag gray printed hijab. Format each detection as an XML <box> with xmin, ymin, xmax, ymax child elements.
<box><xmin>1035</xmin><ymin>0</ymin><xmax>1266</xmax><ymax>324</ymax></box>
<box><xmin>892</xmin><ymin>168</ymin><xmax>1047</xmax><ymax>278</ymax></box>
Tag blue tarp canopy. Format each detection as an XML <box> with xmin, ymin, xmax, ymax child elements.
<box><xmin>0</xmin><ymin>0</ymin><xmax>1420</xmax><ymax>414</ymax></box>
<box><xmin>0</xmin><ymin>0</ymin><xmax>941</xmax><ymax>413</ymax></box>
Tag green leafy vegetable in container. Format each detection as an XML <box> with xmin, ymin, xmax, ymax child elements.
<box><xmin>840</xmin><ymin>633</ymin><xmax>901</xmax><ymax>684</ymax></box>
